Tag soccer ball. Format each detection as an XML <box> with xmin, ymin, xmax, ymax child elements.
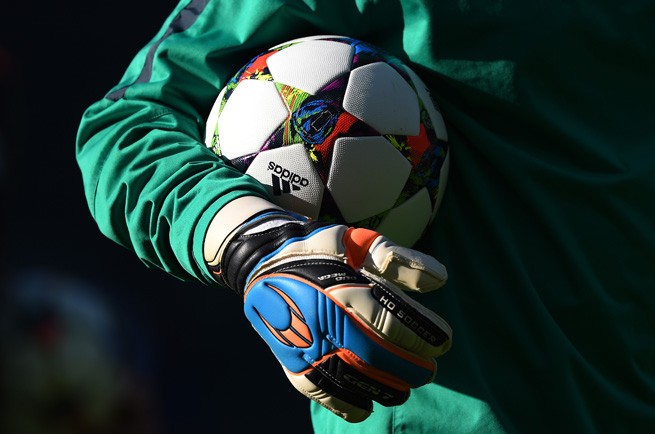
<box><xmin>204</xmin><ymin>35</ymin><xmax>449</xmax><ymax>247</ymax></box>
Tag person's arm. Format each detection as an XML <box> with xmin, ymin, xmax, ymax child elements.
<box><xmin>76</xmin><ymin>0</ymin><xmax>278</xmax><ymax>284</ymax></box>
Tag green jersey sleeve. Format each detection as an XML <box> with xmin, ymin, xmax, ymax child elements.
<box><xmin>75</xmin><ymin>0</ymin><xmax>290</xmax><ymax>285</ymax></box>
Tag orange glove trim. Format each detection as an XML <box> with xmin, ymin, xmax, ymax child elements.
<box><xmin>343</xmin><ymin>227</ymin><xmax>380</xmax><ymax>268</ymax></box>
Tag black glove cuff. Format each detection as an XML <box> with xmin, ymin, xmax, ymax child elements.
<box><xmin>219</xmin><ymin>216</ymin><xmax>330</xmax><ymax>295</ymax></box>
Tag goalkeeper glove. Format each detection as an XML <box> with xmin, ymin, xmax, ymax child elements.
<box><xmin>204</xmin><ymin>196</ymin><xmax>452</xmax><ymax>423</ymax></box>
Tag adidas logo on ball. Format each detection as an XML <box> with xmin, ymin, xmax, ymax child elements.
<box><xmin>267</xmin><ymin>162</ymin><xmax>310</xmax><ymax>195</ymax></box>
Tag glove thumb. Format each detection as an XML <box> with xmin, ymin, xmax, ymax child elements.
<box><xmin>343</xmin><ymin>228</ymin><xmax>448</xmax><ymax>293</ymax></box>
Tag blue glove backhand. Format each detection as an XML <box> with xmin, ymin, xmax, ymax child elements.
<box><xmin>211</xmin><ymin>210</ymin><xmax>452</xmax><ymax>423</ymax></box>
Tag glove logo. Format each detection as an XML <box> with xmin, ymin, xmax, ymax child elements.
<box><xmin>255</xmin><ymin>283</ymin><xmax>313</xmax><ymax>348</ymax></box>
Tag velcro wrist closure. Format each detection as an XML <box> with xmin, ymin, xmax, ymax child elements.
<box><xmin>203</xmin><ymin>196</ymin><xmax>283</xmax><ymax>266</ymax></box>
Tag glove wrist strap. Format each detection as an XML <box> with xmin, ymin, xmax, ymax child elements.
<box><xmin>203</xmin><ymin>196</ymin><xmax>284</xmax><ymax>267</ymax></box>
<box><xmin>203</xmin><ymin>195</ymin><xmax>314</xmax><ymax>292</ymax></box>
<box><xmin>221</xmin><ymin>217</ymin><xmax>330</xmax><ymax>294</ymax></box>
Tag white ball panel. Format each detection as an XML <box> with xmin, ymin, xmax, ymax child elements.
<box><xmin>268</xmin><ymin>35</ymin><xmax>349</xmax><ymax>50</ymax></box>
<box><xmin>402</xmin><ymin>65</ymin><xmax>448</xmax><ymax>141</ymax></box>
<box><xmin>327</xmin><ymin>136</ymin><xmax>411</xmax><ymax>223</ymax></box>
<box><xmin>246</xmin><ymin>144</ymin><xmax>324</xmax><ymax>220</ymax></box>
<box><xmin>267</xmin><ymin>40</ymin><xmax>354</xmax><ymax>94</ymax></box>
<box><xmin>376</xmin><ymin>187</ymin><xmax>432</xmax><ymax>247</ymax></box>
<box><xmin>344</xmin><ymin>62</ymin><xmax>420</xmax><ymax>135</ymax></box>
<box><xmin>218</xmin><ymin>80</ymin><xmax>288</xmax><ymax>160</ymax></box>
<box><xmin>204</xmin><ymin>86</ymin><xmax>226</xmax><ymax>148</ymax></box>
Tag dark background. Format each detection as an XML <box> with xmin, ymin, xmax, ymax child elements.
<box><xmin>1</xmin><ymin>2</ymin><xmax>313</xmax><ymax>433</ymax></box>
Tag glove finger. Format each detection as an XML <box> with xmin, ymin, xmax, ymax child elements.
<box><xmin>283</xmin><ymin>363</ymin><xmax>373</xmax><ymax>423</ymax></box>
<box><xmin>285</xmin><ymin>351</ymin><xmax>415</xmax><ymax>423</ymax></box>
<box><xmin>329</xmin><ymin>274</ymin><xmax>452</xmax><ymax>358</ymax></box>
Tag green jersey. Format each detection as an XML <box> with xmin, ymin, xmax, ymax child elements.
<box><xmin>76</xmin><ymin>1</ymin><xmax>655</xmax><ymax>433</ymax></box>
